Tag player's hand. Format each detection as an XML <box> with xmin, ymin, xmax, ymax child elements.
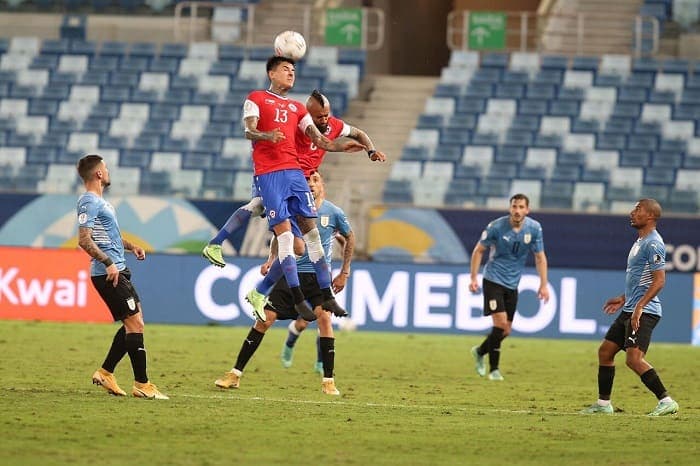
<box><xmin>369</xmin><ymin>149</ymin><xmax>387</xmax><ymax>162</ymax></box>
<box><xmin>630</xmin><ymin>307</ymin><xmax>642</xmax><ymax>332</ymax></box>
<box><xmin>132</xmin><ymin>246</ymin><xmax>146</xmax><ymax>260</ymax></box>
<box><xmin>268</xmin><ymin>128</ymin><xmax>285</xmax><ymax>143</ymax></box>
<box><xmin>603</xmin><ymin>296</ymin><xmax>624</xmax><ymax>314</ymax></box>
<box><xmin>106</xmin><ymin>263</ymin><xmax>119</xmax><ymax>288</ymax></box>
<box><xmin>537</xmin><ymin>285</ymin><xmax>550</xmax><ymax>303</ymax></box>
<box><xmin>260</xmin><ymin>261</ymin><xmax>273</xmax><ymax>276</ymax></box>
<box><xmin>332</xmin><ymin>273</ymin><xmax>348</xmax><ymax>294</ymax></box>
<box><xmin>468</xmin><ymin>279</ymin><xmax>480</xmax><ymax>293</ymax></box>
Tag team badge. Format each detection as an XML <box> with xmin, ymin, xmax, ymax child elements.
<box><xmin>264</xmin><ymin>98</ymin><xmax>275</xmax><ymax>104</ymax></box>
<box><xmin>320</xmin><ymin>215</ymin><xmax>329</xmax><ymax>227</ymax></box>
<box><xmin>126</xmin><ymin>298</ymin><xmax>136</xmax><ymax>311</ymax></box>
<box><xmin>653</xmin><ymin>253</ymin><xmax>662</xmax><ymax>264</ymax></box>
<box><xmin>268</xmin><ymin>210</ymin><xmax>276</xmax><ymax>219</ymax></box>
<box><xmin>489</xmin><ymin>299</ymin><xmax>498</xmax><ymax>311</ymax></box>
<box><xmin>524</xmin><ymin>233</ymin><xmax>531</xmax><ymax>244</ymax></box>
<box><xmin>289</xmin><ymin>103</ymin><xmax>297</xmax><ymax>112</ymax></box>
<box><xmin>78</xmin><ymin>213</ymin><xmax>87</xmax><ymax>225</ymax></box>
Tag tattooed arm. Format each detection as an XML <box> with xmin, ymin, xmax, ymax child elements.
<box><xmin>305</xmin><ymin>123</ymin><xmax>366</xmax><ymax>153</ymax></box>
<box><xmin>347</xmin><ymin>126</ymin><xmax>386</xmax><ymax>162</ymax></box>
<box><xmin>244</xmin><ymin>116</ymin><xmax>285</xmax><ymax>142</ymax></box>
<box><xmin>78</xmin><ymin>226</ymin><xmax>119</xmax><ymax>286</ymax></box>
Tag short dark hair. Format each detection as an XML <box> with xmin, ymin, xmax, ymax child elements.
<box><xmin>266</xmin><ymin>55</ymin><xmax>295</xmax><ymax>72</ymax></box>
<box><xmin>510</xmin><ymin>193</ymin><xmax>530</xmax><ymax>206</ymax></box>
<box><xmin>77</xmin><ymin>154</ymin><xmax>104</xmax><ymax>181</ymax></box>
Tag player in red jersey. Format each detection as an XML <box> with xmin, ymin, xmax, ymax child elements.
<box><xmin>225</xmin><ymin>56</ymin><xmax>365</xmax><ymax>323</ymax></box>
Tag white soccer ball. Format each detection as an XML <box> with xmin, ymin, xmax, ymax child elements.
<box><xmin>273</xmin><ymin>30</ymin><xmax>307</xmax><ymax>61</ymax></box>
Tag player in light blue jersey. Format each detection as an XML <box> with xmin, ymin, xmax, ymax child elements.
<box><xmin>468</xmin><ymin>194</ymin><xmax>549</xmax><ymax>381</ymax></box>
<box><xmin>214</xmin><ymin>171</ymin><xmax>354</xmax><ymax>395</ymax></box>
<box><xmin>76</xmin><ymin>154</ymin><xmax>168</xmax><ymax>400</ymax></box>
<box><xmin>582</xmin><ymin>199</ymin><xmax>678</xmax><ymax>416</ymax></box>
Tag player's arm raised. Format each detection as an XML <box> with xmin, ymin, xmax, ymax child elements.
<box><xmin>348</xmin><ymin>126</ymin><xmax>386</xmax><ymax>162</ymax></box>
<box><xmin>243</xmin><ymin>115</ymin><xmax>285</xmax><ymax>143</ymax></box>
<box><xmin>306</xmin><ymin>123</ymin><xmax>365</xmax><ymax>153</ymax></box>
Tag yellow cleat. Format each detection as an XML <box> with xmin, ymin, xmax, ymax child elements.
<box><xmin>321</xmin><ymin>378</ymin><xmax>340</xmax><ymax>396</ymax></box>
<box><xmin>215</xmin><ymin>371</ymin><xmax>240</xmax><ymax>389</ymax></box>
<box><xmin>132</xmin><ymin>381</ymin><xmax>169</xmax><ymax>400</ymax></box>
<box><xmin>92</xmin><ymin>368</ymin><xmax>126</xmax><ymax>396</ymax></box>
<box><xmin>202</xmin><ymin>244</ymin><xmax>226</xmax><ymax>267</ymax></box>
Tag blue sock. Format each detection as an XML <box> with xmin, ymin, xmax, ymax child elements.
<box><xmin>210</xmin><ymin>208</ymin><xmax>252</xmax><ymax>245</ymax></box>
<box><xmin>285</xmin><ymin>325</ymin><xmax>300</xmax><ymax>349</ymax></box>
<box><xmin>311</xmin><ymin>258</ymin><xmax>331</xmax><ymax>289</ymax></box>
<box><xmin>256</xmin><ymin>260</ymin><xmax>284</xmax><ymax>295</ymax></box>
<box><xmin>280</xmin><ymin>255</ymin><xmax>300</xmax><ymax>288</ymax></box>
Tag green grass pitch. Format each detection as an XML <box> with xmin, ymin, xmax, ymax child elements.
<box><xmin>0</xmin><ymin>320</ymin><xmax>698</xmax><ymax>465</ymax></box>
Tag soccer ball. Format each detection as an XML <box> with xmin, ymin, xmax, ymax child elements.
<box><xmin>273</xmin><ymin>30</ymin><xmax>307</xmax><ymax>61</ymax></box>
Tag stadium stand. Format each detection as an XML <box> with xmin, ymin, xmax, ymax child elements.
<box><xmin>389</xmin><ymin>49</ymin><xmax>700</xmax><ymax>213</ymax></box>
<box><xmin>0</xmin><ymin>36</ymin><xmax>359</xmax><ymax>198</ymax></box>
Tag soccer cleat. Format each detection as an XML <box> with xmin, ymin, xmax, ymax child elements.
<box><xmin>314</xmin><ymin>361</ymin><xmax>324</xmax><ymax>374</ymax></box>
<box><xmin>202</xmin><ymin>244</ymin><xmax>226</xmax><ymax>268</ymax></box>
<box><xmin>281</xmin><ymin>345</ymin><xmax>294</xmax><ymax>368</ymax></box>
<box><xmin>471</xmin><ymin>346</ymin><xmax>486</xmax><ymax>377</ymax></box>
<box><xmin>295</xmin><ymin>300</ymin><xmax>317</xmax><ymax>322</ymax></box>
<box><xmin>245</xmin><ymin>289</ymin><xmax>269</xmax><ymax>322</ymax></box>
<box><xmin>580</xmin><ymin>403</ymin><xmax>614</xmax><ymax>414</ymax></box>
<box><xmin>322</xmin><ymin>378</ymin><xmax>340</xmax><ymax>395</ymax></box>
<box><xmin>92</xmin><ymin>368</ymin><xmax>126</xmax><ymax>396</ymax></box>
<box><xmin>647</xmin><ymin>400</ymin><xmax>679</xmax><ymax>416</ymax></box>
<box><xmin>215</xmin><ymin>371</ymin><xmax>240</xmax><ymax>389</ymax></box>
<box><xmin>132</xmin><ymin>382</ymin><xmax>169</xmax><ymax>400</ymax></box>
<box><xmin>323</xmin><ymin>298</ymin><xmax>348</xmax><ymax>318</ymax></box>
<box><xmin>487</xmin><ymin>369</ymin><xmax>504</xmax><ymax>381</ymax></box>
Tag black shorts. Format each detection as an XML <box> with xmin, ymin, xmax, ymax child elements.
<box><xmin>604</xmin><ymin>312</ymin><xmax>660</xmax><ymax>353</ymax></box>
<box><xmin>267</xmin><ymin>272</ymin><xmax>325</xmax><ymax>320</ymax></box>
<box><xmin>91</xmin><ymin>268</ymin><xmax>141</xmax><ymax>322</ymax></box>
<box><xmin>482</xmin><ymin>278</ymin><xmax>518</xmax><ymax>321</ymax></box>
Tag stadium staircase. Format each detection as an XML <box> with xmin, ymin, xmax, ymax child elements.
<box><xmin>541</xmin><ymin>0</ymin><xmax>645</xmax><ymax>55</ymax></box>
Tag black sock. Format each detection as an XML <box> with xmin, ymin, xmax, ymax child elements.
<box><xmin>319</xmin><ymin>337</ymin><xmax>335</xmax><ymax>378</ymax></box>
<box><xmin>290</xmin><ymin>286</ymin><xmax>305</xmax><ymax>304</ymax></box>
<box><xmin>598</xmin><ymin>365</ymin><xmax>615</xmax><ymax>400</ymax></box>
<box><xmin>640</xmin><ymin>368</ymin><xmax>668</xmax><ymax>400</ymax></box>
<box><xmin>234</xmin><ymin>328</ymin><xmax>265</xmax><ymax>372</ymax></box>
<box><xmin>487</xmin><ymin>327</ymin><xmax>505</xmax><ymax>371</ymax></box>
<box><xmin>102</xmin><ymin>325</ymin><xmax>126</xmax><ymax>373</ymax></box>
<box><xmin>125</xmin><ymin>333</ymin><xmax>148</xmax><ymax>383</ymax></box>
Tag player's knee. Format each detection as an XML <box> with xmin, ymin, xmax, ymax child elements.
<box><xmin>246</xmin><ymin>197</ymin><xmax>264</xmax><ymax>216</ymax></box>
<box><xmin>293</xmin><ymin>236</ymin><xmax>305</xmax><ymax>256</ymax></box>
<box><xmin>296</xmin><ymin>318</ymin><xmax>309</xmax><ymax>332</ymax></box>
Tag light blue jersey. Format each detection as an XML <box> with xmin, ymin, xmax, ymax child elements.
<box><xmin>623</xmin><ymin>230</ymin><xmax>665</xmax><ymax>317</ymax></box>
<box><xmin>297</xmin><ymin>199</ymin><xmax>351</xmax><ymax>273</ymax></box>
<box><xmin>479</xmin><ymin>216</ymin><xmax>544</xmax><ymax>290</ymax></box>
<box><xmin>76</xmin><ymin>192</ymin><xmax>126</xmax><ymax>276</ymax></box>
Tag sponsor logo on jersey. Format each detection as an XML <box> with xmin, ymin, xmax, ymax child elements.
<box><xmin>289</xmin><ymin>103</ymin><xmax>297</xmax><ymax>112</ymax></box>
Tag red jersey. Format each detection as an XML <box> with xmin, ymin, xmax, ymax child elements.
<box><xmin>295</xmin><ymin>116</ymin><xmax>351</xmax><ymax>177</ymax></box>
<box><xmin>243</xmin><ymin>90</ymin><xmax>312</xmax><ymax>176</ymax></box>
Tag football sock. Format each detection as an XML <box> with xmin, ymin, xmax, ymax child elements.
<box><xmin>285</xmin><ymin>320</ymin><xmax>301</xmax><ymax>348</ymax></box>
<box><xmin>303</xmin><ymin>229</ymin><xmax>332</xmax><ymax>289</ymax></box>
<box><xmin>209</xmin><ymin>198</ymin><xmax>263</xmax><ymax>245</ymax></box>
<box><xmin>316</xmin><ymin>334</ymin><xmax>323</xmax><ymax>366</ymax></box>
<box><xmin>234</xmin><ymin>328</ymin><xmax>265</xmax><ymax>372</ymax></box>
<box><xmin>319</xmin><ymin>337</ymin><xmax>335</xmax><ymax>378</ymax></box>
<box><xmin>278</xmin><ymin>231</ymin><xmax>301</xmax><ymax>288</ymax></box>
<box><xmin>640</xmin><ymin>368</ymin><xmax>668</xmax><ymax>400</ymax></box>
<box><xmin>125</xmin><ymin>332</ymin><xmax>148</xmax><ymax>383</ymax></box>
<box><xmin>597</xmin><ymin>365</ymin><xmax>615</xmax><ymax>400</ymax></box>
<box><xmin>256</xmin><ymin>260</ymin><xmax>284</xmax><ymax>295</ymax></box>
<box><xmin>488</xmin><ymin>327</ymin><xmax>505</xmax><ymax>371</ymax></box>
<box><xmin>102</xmin><ymin>325</ymin><xmax>126</xmax><ymax>373</ymax></box>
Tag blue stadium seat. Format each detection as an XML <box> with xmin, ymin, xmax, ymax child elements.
<box><xmin>495</xmin><ymin>145</ymin><xmax>526</xmax><ymax>164</ymax></box>
<box><xmin>70</xmin><ymin>41</ymin><xmax>97</xmax><ymax>56</ymax></box>
<box><xmin>552</xmin><ymin>164</ymin><xmax>580</xmax><ymax>181</ymax></box>
<box><xmin>643</xmin><ymin>167</ymin><xmax>675</xmax><ymax>185</ymax></box>
<box><xmin>209</xmin><ymin>60</ymin><xmax>239</xmax><ymax>76</ymax></box>
<box><xmin>541</xmin><ymin>55</ymin><xmax>568</xmax><ymax>70</ymax></box>
<box><xmin>101</xmin><ymin>86</ymin><xmax>131</xmax><ymax>102</ymax></box>
<box><xmin>130</xmin><ymin>135</ymin><xmax>160</xmax><ymax>152</ymax></box>
<box><xmin>606</xmin><ymin>185</ymin><xmax>637</xmax><ymax>202</ymax></box>
<box><xmin>417</xmin><ymin>114</ymin><xmax>445</xmax><ymax>129</ymax></box>
<box><xmin>444</xmin><ymin>178</ymin><xmax>479</xmax><ymax>206</ymax></box>
<box><xmin>101</xmin><ymin>135</ymin><xmax>128</xmax><ymax>149</ymax></box>
<box><xmin>632</xmin><ymin>56</ymin><xmax>659</xmax><ymax>73</ymax></box>
<box><xmin>540</xmin><ymin>181</ymin><xmax>574</xmax><ymax>209</ymax></box>
<box><xmin>90</xmin><ymin>55</ymin><xmax>119</xmax><ymax>72</ymax></box>
<box><xmin>519</xmin><ymin>99</ymin><xmax>548</xmax><ymax>115</ymax></box>
<box><xmin>633</xmin><ymin>121</ymin><xmax>661</xmax><ymax>135</ymax></box>
<box><xmin>51</xmin><ymin>72</ymin><xmax>78</xmax><ymax>86</ymax></box>
<box><xmin>503</xmin><ymin>130</ymin><xmax>533</xmax><ymax>147</ymax></box>
<box><xmin>100</xmin><ymin>41</ymin><xmax>128</xmax><ymax>57</ymax></box>
<box><xmin>383</xmin><ymin>180</ymin><xmax>414</xmax><ymax>204</ymax></box>
<box><xmin>159</xmin><ymin>43</ymin><xmax>188</xmax><ymax>59</ymax></box>
<box><xmin>129</xmin><ymin>42</ymin><xmax>158</xmax><ymax>58</ymax></box>
<box><xmin>110</xmin><ymin>71</ymin><xmax>139</xmax><ymax>87</ymax></box>
<box><xmin>668</xmin><ymin>189</ymin><xmax>698</xmax><ymax>213</ymax></box>
<box><xmin>161</xmin><ymin>136</ymin><xmax>188</xmax><ymax>152</ymax></box>
<box><xmin>533</xmin><ymin>69</ymin><xmax>563</xmax><ymax>85</ymax></box>
<box><xmin>434</xmin><ymin>83</ymin><xmax>462</xmax><ymax>98</ymax></box>
<box><xmin>440</xmin><ymin>127</ymin><xmax>471</xmax><ymax>145</ymax></box>
<box><xmin>533</xmin><ymin>133</ymin><xmax>562</xmax><ymax>148</ymax></box>
<box><xmin>581</xmin><ymin>167</ymin><xmax>610</xmax><ymax>183</ymax></box>
<box><xmin>433</xmin><ymin>145</ymin><xmax>463</xmax><ymax>163</ymax></box>
<box><xmin>401</xmin><ymin>146</ymin><xmax>430</xmax><ymax>161</ymax></box>
<box><xmin>628</xmin><ymin>134</ymin><xmax>658</xmax><ymax>151</ymax></box>
<box><xmin>31</xmin><ymin>54</ymin><xmax>59</xmax><ymax>70</ymax></box>
<box><xmin>81</xmin><ymin>70</ymin><xmax>110</xmax><ymax>86</ymax></box>
<box><xmin>49</xmin><ymin>120</ymin><xmax>77</xmax><ymax>133</ymax></box>
<box><xmin>219</xmin><ymin>44</ymin><xmax>247</xmax><ymax>61</ymax></box>
<box><xmin>120</xmin><ymin>57</ymin><xmax>149</xmax><ymax>72</ymax></box>
<box><xmin>618</xmin><ymin>86</ymin><xmax>648</xmax><ymax>103</ymax></box>
<box><xmin>182</xmin><ymin>152</ymin><xmax>214</xmax><ymax>170</ymax></box>
<box><xmin>572</xmin><ymin>56</ymin><xmax>599</xmax><ymax>72</ymax></box>
<box><xmin>131</xmin><ymin>89</ymin><xmax>158</xmax><ymax>104</ymax></box>
<box><xmin>648</xmin><ymin>90</ymin><xmax>675</xmax><ymax>104</ymax></box>
<box><xmin>456</xmin><ymin>97</ymin><xmax>486</xmax><ymax>114</ymax></box>
<box><xmin>141</xmin><ymin>119</ymin><xmax>171</xmax><ymax>136</ymax></box>
<box><xmin>481</xmin><ymin>53</ymin><xmax>509</xmax><ymax>68</ymax></box>
<box><xmin>571</xmin><ymin>119</ymin><xmax>600</xmax><ymax>133</ymax></box>
<box><xmin>81</xmin><ymin>118</ymin><xmax>110</xmax><ymax>133</ymax></box>
<box><xmin>28</xmin><ymin>99</ymin><xmax>58</xmax><ymax>117</ymax></box>
<box><xmin>557</xmin><ymin>87</ymin><xmax>585</xmax><ymax>101</ymax></box>
<box><xmin>464</xmin><ymin>83</ymin><xmax>493</xmax><ymax>98</ymax></box>
<box><xmin>502</xmin><ymin>71</ymin><xmax>529</xmax><ymax>84</ymax></box>
<box><xmin>471</xmin><ymin>68</ymin><xmax>501</xmax><ymax>83</ymax></box>
<box><xmin>471</xmin><ymin>132</ymin><xmax>499</xmax><ymax>145</ymax></box>
<box><xmin>195</xmin><ymin>137</ymin><xmax>223</xmax><ymax>153</ymax></box>
<box><xmin>120</xmin><ymin>150</ymin><xmax>152</xmax><ymax>169</ymax></box>
<box><xmin>549</xmin><ymin>100</ymin><xmax>579</xmax><ymax>117</ymax></box>
<box><xmin>659</xmin><ymin>138</ymin><xmax>686</xmax><ymax>152</ymax></box>
<box><xmin>90</xmin><ymin>102</ymin><xmax>120</xmax><ymax>119</ymax></box>
<box><xmin>518</xmin><ymin>165</ymin><xmax>547</xmax><ymax>180</ymax></box>
<box><xmin>683</xmin><ymin>155</ymin><xmax>700</xmax><ymax>169</ymax></box>
<box><xmin>558</xmin><ymin>151</ymin><xmax>586</xmax><ymax>166</ymax></box>
<box><xmin>595</xmin><ymin>74</ymin><xmax>623</xmax><ymax>87</ymax></box>
<box><xmin>611</xmin><ymin>103</ymin><xmax>641</xmax><ymax>118</ymax></box>
<box><xmin>673</xmin><ymin>103</ymin><xmax>700</xmax><ymax>120</ymax></box>
<box><xmin>41</xmin><ymin>39</ymin><xmax>71</xmax><ymax>55</ymax></box>
<box><xmin>446</xmin><ymin>114</ymin><xmax>476</xmax><ymax>129</ymax></box>
<box><xmin>597</xmin><ymin>133</ymin><xmax>627</xmax><ymax>150</ymax></box>
<box><xmin>526</xmin><ymin>83</ymin><xmax>556</xmax><ymax>100</ymax></box>
<box><xmin>248</xmin><ymin>46</ymin><xmax>274</xmax><ymax>61</ymax></box>
<box><xmin>619</xmin><ymin>150</ymin><xmax>651</xmax><ymax>167</ymax></box>
<box><xmin>0</xmin><ymin>83</ymin><xmax>8</xmax><ymax>97</ymax></box>
<box><xmin>202</xmin><ymin>170</ymin><xmax>235</xmax><ymax>196</ymax></box>
<box><xmin>494</xmin><ymin>83</ymin><xmax>524</xmax><ymax>99</ymax></box>
<box><xmin>190</xmin><ymin>92</ymin><xmax>219</xmax><ymax>105</ymax></box>
<box><xmin>338</xmin><ymin>48</ymin><xmax>367</xmax><ymax>76</ymax></box>
<box><xmin>652</xmin><ymin>151</ymin><xmax>683</xmax><ymax>168</ymax></box>
<box><xmin>511</xmin><ymin>115</ymin><xmax>540</xmax><ymax>132</ymax></box>
<box><xmin>211</xmin><ymin>104</ymin><xmax>240</xmax><ymax>123</ymax></box>
<box><xmin>478</xmin><ymin>178</ymin><xmax>510</xmax><ymax>197</ymax></box>
<box><xmin>139</xmin><ymin>169</ymin><xmax>171</xmax><ymax>195</ymax></box>
<box><xmin>151</xmin><ymin>103</ymin><xmax>179</xmax><ymax>121</ymax></box>
<box><xmin>149</xmin><ymin>57</ymin><xmax>179</xmax><ymax>74</ymax></box>
<box><xmin>162</xmin><ymin>89</ymin><xmax>190</xmax><ymax>105</ymax></box>
<box><xmin>661</xmin><ymin>58</ymin><xmax>690</xmax><ymax>75</ymax></box>
<box><xmin>627</xmin><ymin>72</ymin><xmax>654</xmax><ymax>88</ymax></box>
<box><xmin>26</xmin><ymin>146</ymin><xmax>57</xmax><ymax>164</ymax></box>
